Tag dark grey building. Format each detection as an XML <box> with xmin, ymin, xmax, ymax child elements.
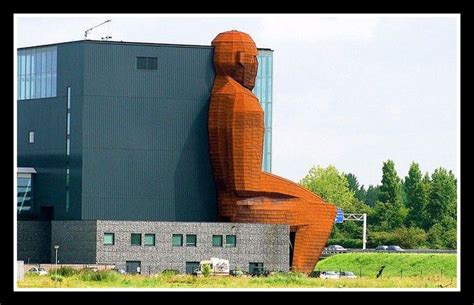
<box><xmin>17</xmin><ymin>40</ymin><xmax>273</xmax><ymax>222</ymax></box>
<box><xmin>16</xmin><ymin>39</ymin><xmax>284</xmax><ymax>273</ymax></box>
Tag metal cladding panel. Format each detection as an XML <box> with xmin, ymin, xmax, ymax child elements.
<box><xmin>81</xmin><ymin>42</ymin><xmax>217</xmax><ymax>221</ymax></box>
<box><xmin>17</xmin><ymin>42</ymin><xmax>85</xmax><ymax>220</ymax></box>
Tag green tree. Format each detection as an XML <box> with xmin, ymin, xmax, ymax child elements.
<box><xmin>300</xmin><ymin>165</ymin><xmax>355</xmax><ymax>211</ymax></box>
<box><xmin>404</xmin><ymin>162</ymin><xmax>429</xmax><ymax>228</ymax></box>
<box><xmin>364</xmin><ymin>185</ymin><xmax>380</xmax><ymax>207</ymax></box>
<box><xmin>427</xmin><ymin>218</ymin><xmax>457</xmax><ymax>249</ymax></box>
<box><xmin>379</xmin><ymin>160</ymin><xmax>402</xmax><ymax>204</ymax></box>
<box><xmin>425</xmin><ymin>168</ymin><xmax>457</xmax><ymax>227</ymax></box>
<box><xmin>346</xmin><ymin>173</ymin><xmax>367</xmax><ymax>202</ymax></box>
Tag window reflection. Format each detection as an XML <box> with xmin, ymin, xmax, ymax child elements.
<box><xmin>17</xmin><ymin>46</ymin><xmax>57</xmax><ymax>100</ymax></box>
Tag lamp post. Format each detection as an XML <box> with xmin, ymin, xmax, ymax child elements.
<box><xmin>54</xmin><ymin>245</ymin><xmax>59</xmax><ymax>266</ymax></box>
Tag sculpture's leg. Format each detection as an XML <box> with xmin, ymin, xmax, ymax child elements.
<box><xmin>291</xmin><ymin>203</ymin><xmax>337</xmax><ymax>273</ymax></box>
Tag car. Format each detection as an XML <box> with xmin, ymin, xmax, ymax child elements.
<box><xmin>112</xmin><ymin>267</ymin><xmax>126</xmax><ymax>274</ymax></box>
<box><xmin>230</xmin><ymin>270</ymin><xmax>250</xmax><ymax>277</ymax></box>
<box><xmin>339</xmin><ymin>271</ymin><xmax>357</xmax><ymax>279</ymax></box>
<box><xmin>387</xmin><ymin>245</ymin><xmax>405</xmax><ymax>252</ymax></box>
<box><xmin>28</xmin><ymin>267</ymin><xmax>48</xmax><ymax>275</ymax></box>
<box><xmin>376</xmin><ymin>245</ymin><xmax>389</xmax><ymax>251</ymax></box>
<box><xmin>319</xmin><ymin>271</ymin><xmax>340</xmax><ymax>279</ymax></box>
<box><xmin>325</xmin><ymin>245</ymin><xmax>347</xmax><ymax>252</ymax></box>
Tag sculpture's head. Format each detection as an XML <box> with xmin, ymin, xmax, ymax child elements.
<box><xmin>212</xmin><ymin>30</ymin><xmax>258</xmax><ymax>90</ymax></box>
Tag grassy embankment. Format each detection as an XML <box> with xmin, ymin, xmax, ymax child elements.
<box><xmin>18</xmin><ymin>253</ymin><xmax>456</xmax><ymax>288</ymax></box>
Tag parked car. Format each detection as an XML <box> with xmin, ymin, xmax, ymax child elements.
<box><xmin>325</xmin><ymin>245</ymin><xmax>347</xmax><ymax>252</ymax></box>
<box><xmin>376</xmin><ymin>245</ymin><xmax>389</xmax><ymax>251</ymax></box>
<box><xmin>387</xmin><ymin>245</ymin><xmax>405</xmax><ymax>252</ymax></box>
<box><xmin>230</xmin><ymin>269</ymin><xmax>250</xmax><ymax>277</ymax></box>
<box><xmin>319</xmin><ymin>271</ymin><xmax>339</xmax><ymax>279</ymax></box>
<box><xmin>339</xmin><ymin>271</ymin><xmax>357</xmax><ymax>279</ymax></box>
<box><xmin>112</xmin><ymin>267</ymin><xmax>126</xmax><ymax>274</ymax></box>
<box><xmin>28</xmin><ymin>267</ymin><xmax>48</xmax><ymax>275</ymax></box>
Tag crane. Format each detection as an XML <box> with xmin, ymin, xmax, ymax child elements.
<box><xmin>84</xmin><ymin>19</ymin><xmax>111</xmax><ymax>40</ymax></box>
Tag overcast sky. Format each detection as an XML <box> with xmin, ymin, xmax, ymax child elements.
<box><xmin>15</xmin><ymin>14</ymin><xmax>459</xmax><ymax>187</ymax></box>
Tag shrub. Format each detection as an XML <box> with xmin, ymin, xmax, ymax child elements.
<box><xmin>79</xmin><ymin>269</ymin><xmax>119</xmax><ymax>282</ymax></box>
<box><xmin>161</xmin><ymin>269</ymin><xmax>179</xmax><ymax>276</ymax></box>
<box><xmin>49</xmin><ymin>266</ymin><xmax>77</xmax><ymax>277</ymax></box>
<box><xmin>50</xmin><ymin>274</ymin><xmax>64</xmax><ymax>282</ymax></box>
<box><xmin>202</xmin><ymin>264</ymin><xmax>212</xmax><ymax>277</ymax></box>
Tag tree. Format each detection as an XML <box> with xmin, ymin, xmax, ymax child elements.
<box><xmin>425</xmin><ymin>167</ymin><xmax>457</xmax><ymax>227</ymax></box>
<box><xmin>379</xmin><ymin>160</ymin><xmax>402</xmax><ymax>204</ymax></box>
<box><xmin>346</xmin><ymin>173</ymin><xmax>367</xmax><ymax>202</ymax></box>
<box><xmin>364</xmin><ymin>185</ymin><xmax>380</xmax><ymax>207</ymax></box>
<box><xmin>404</xmin><ymin>162</ymin><xmax>429</xmax><ymax>228</ymax></box>
<box><xmin>300</xmin><ymin>165</ymin><xmax>355</xmax><ymax>211</ymax></box>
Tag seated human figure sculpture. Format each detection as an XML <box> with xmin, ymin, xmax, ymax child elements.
<box><xmin>208</xmin><ymin>30</ymin><xmax>337</xmax><ymax>273</ymax></box>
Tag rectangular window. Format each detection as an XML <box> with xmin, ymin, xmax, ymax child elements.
<box><xmin>28</xmin><ymin>131</ymin><xmax>34</xmax><ymax>144</ymax></box>
<box><xmin>249</xmin><ymin>262</ymin><xmax>264</xmax><ymax>275</ymax></box>
<box><xmin>131</xmin><ymin>233</ymin><xmax>142</xmax><ymax>246</ymax></box>
<box><xmin>137</xmin><ymin>57</ymin><xmax>147</xmax><ymax>69</ymax></box>
<box><xmin>136</xmin><ymin>56</ymin><xmax>158</xmax><ymax>70</ymax></box>
<box><xmin>226</xmin><ymin>235</ymin><xmax>236</xmax><ymax>247</ymax></box>
<box><xmin>104</xmin><ymin>233</ymin><xmax>114</xmax><ymax>245</ymax></box>
<box><xmin>148</xmin><ymin>57</ymin><xmax>158</xmax><ymax>70</ymax></box>
<box><xmin>144</xmin><ymin>234</ymin><xmax>155</xmax><ymax>246</ymax></box>
<box><xmin>17</xmin><ymin>46</ymin><xmax>57</xmax><ymax>100</ymax></box>
<box><xmin>186</xmin><ymin>234</ymin><xmax>197</xmax><ymax>247</ymax></box>
<box><xmin>212</xmin><ymin>235</ymin><xmax>223</xmax><ymax>247</ymax></box>
<box><xmin>172</xmin><ymin>234</ymin><xmax>183</xmax><ymax>247</ymax></box>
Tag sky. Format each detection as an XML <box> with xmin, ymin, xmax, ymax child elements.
<box><xmin>15</xmin><ymin>14</ymin><xmax>459</xmax><ymax>187</ymax></box>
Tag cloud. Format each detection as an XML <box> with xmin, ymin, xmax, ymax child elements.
<box><xmin>256</xmin><ymin>15</ymin><xmax>381</xmax><ymax>45</ymax></box>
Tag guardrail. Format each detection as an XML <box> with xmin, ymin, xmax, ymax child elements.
<box><xmin>322</xmin><ymin>248</ymin><xmax>457</xmax><ymax>256</ymax></box>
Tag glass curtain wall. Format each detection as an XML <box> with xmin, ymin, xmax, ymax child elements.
<box><xmin>17</xmin><ymin>46</ymin><xmax>57</xmax><ymax>100</ymax></box>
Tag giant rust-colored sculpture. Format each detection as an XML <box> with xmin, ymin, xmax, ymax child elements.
<box><xmin>208</xmin><ymin>30</ymin><xmax>337</xmax><ymax>273</ymax></box>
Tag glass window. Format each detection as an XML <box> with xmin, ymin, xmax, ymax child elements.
<box><xmin>144</xmin><ymin>234</ymin><xmax>155</xmax><ymax>246</ymax></box>
<box><xmin>17</xmin><ymin>47</ymin><xmax>57</xmax><ymax>100</ymax></box>
<box><xmin>28</xmin><ymin>131</ymin><xmax>34</xmax><ymax>144</ymax></box>
<box><xmin>212</xmin><ymin>235</ymin><xmax>223</xmax><ymax>247</ymax></box>
<box><xmin>137</xmin><ymin>57</ymin><xmax>147</xmax><ymax>69</ymax></box>
<box><xmin>186</xmin><ymin>234</ymin><xmax>197</xmax><ymax>247</ymax></box>
<box><xmin>226</xmin><ymin>235</ymin><xmax>236</xmax><ymax>247</ymax></box>
<box><xmin>17</xmin><ymin>175</ymin><xmax>33</xmax><ymax>215</ymax></box>
<box><xmin>104</xmin><ymin>233</ymin><xmax>114</xmax><ymax>245</ymax></box>
<box><xmin>172</xmin><ymin>234</ymin><xmax>183</xmax><ymax>247</ymax></box>
<box><xmin>131</xmin><ymin>233</ymin><xmax>142</xmax><ymax>246</ymax></box>
<box><xmin>148</xmin><ymin>57</ymin><xmax>158</xmax><ymax>70</ymax></box>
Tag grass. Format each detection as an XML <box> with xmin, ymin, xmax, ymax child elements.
<box><xmin>18</xmin><ymin>253</ymin><xmax>457</xmax><ymax>289</ymax></box>
<box><xmin>315</xmin><ymin>253</ymin><xmax>457</xmax><ymax>278</ymax></box>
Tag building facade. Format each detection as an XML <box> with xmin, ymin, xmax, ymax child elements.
<box><xmin>17</xmin><ymin>40</ymin><xmax>273</xmax><ymax>222</ymax></box>
<box><xmin>16</xmin><ymin>39</ymin><xmax>282</xmax><ymax>273</ymax></box>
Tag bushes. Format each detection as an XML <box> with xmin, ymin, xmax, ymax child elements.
<box><xmin>49</xmin><ymin>266</ymin><xmax>77</xmax><ymax>277</ymax></box>
<box><xmin>50</xmin><ymin>274</ymin><xmax>64</xmax><ymax>282</ymax></box>
<box><xmin>161</xmin><ymin>269</ymin><xmax>179</xmax><ymax>276</ymax></box>
<box><xmin>79</xmin><ymin>269</ymin><xmax>119</xmax><ymax>282</ymax></box>
<box><xmin>369</xmin><ymin>227</ymin><xmax>427</xmax><ymax>249</ymax></box>
<box><xmin>328</xmin><ymin>238</ymin><xmax>362</xmax><ymax>249</ymax></box>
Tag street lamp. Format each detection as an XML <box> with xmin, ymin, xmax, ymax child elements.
<box><xmin>54</xmin><ymin>245</ymin><xmax>59</xmax><ymax>266</ymax></box>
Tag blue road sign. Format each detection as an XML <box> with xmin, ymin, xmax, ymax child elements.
<box><xmin>335</xmin><ymin>208</ymin><xmax>344</xmax><ymax>223</ymax></box>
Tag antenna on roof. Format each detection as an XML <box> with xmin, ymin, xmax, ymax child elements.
<box><xmin>84</xmin><ymin>19</ymin><xmax>112</xmax><ymax>40</ymax></box>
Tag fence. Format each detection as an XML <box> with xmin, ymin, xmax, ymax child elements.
<box><xmin>322</xmin><ymin>248</ymin><xmax>456</xmax><ymax>257</ymax></box>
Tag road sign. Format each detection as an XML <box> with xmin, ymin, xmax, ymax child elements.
<box><xmin>335</xmin><ymin>208</ymin><xmax>344</xmax><ymax>223</ymax></box>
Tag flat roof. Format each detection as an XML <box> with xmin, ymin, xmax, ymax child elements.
<box><xmin>17</xmin><ymin>39</ymin><xmax>273</xmax><ymax>52</ymax></box>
